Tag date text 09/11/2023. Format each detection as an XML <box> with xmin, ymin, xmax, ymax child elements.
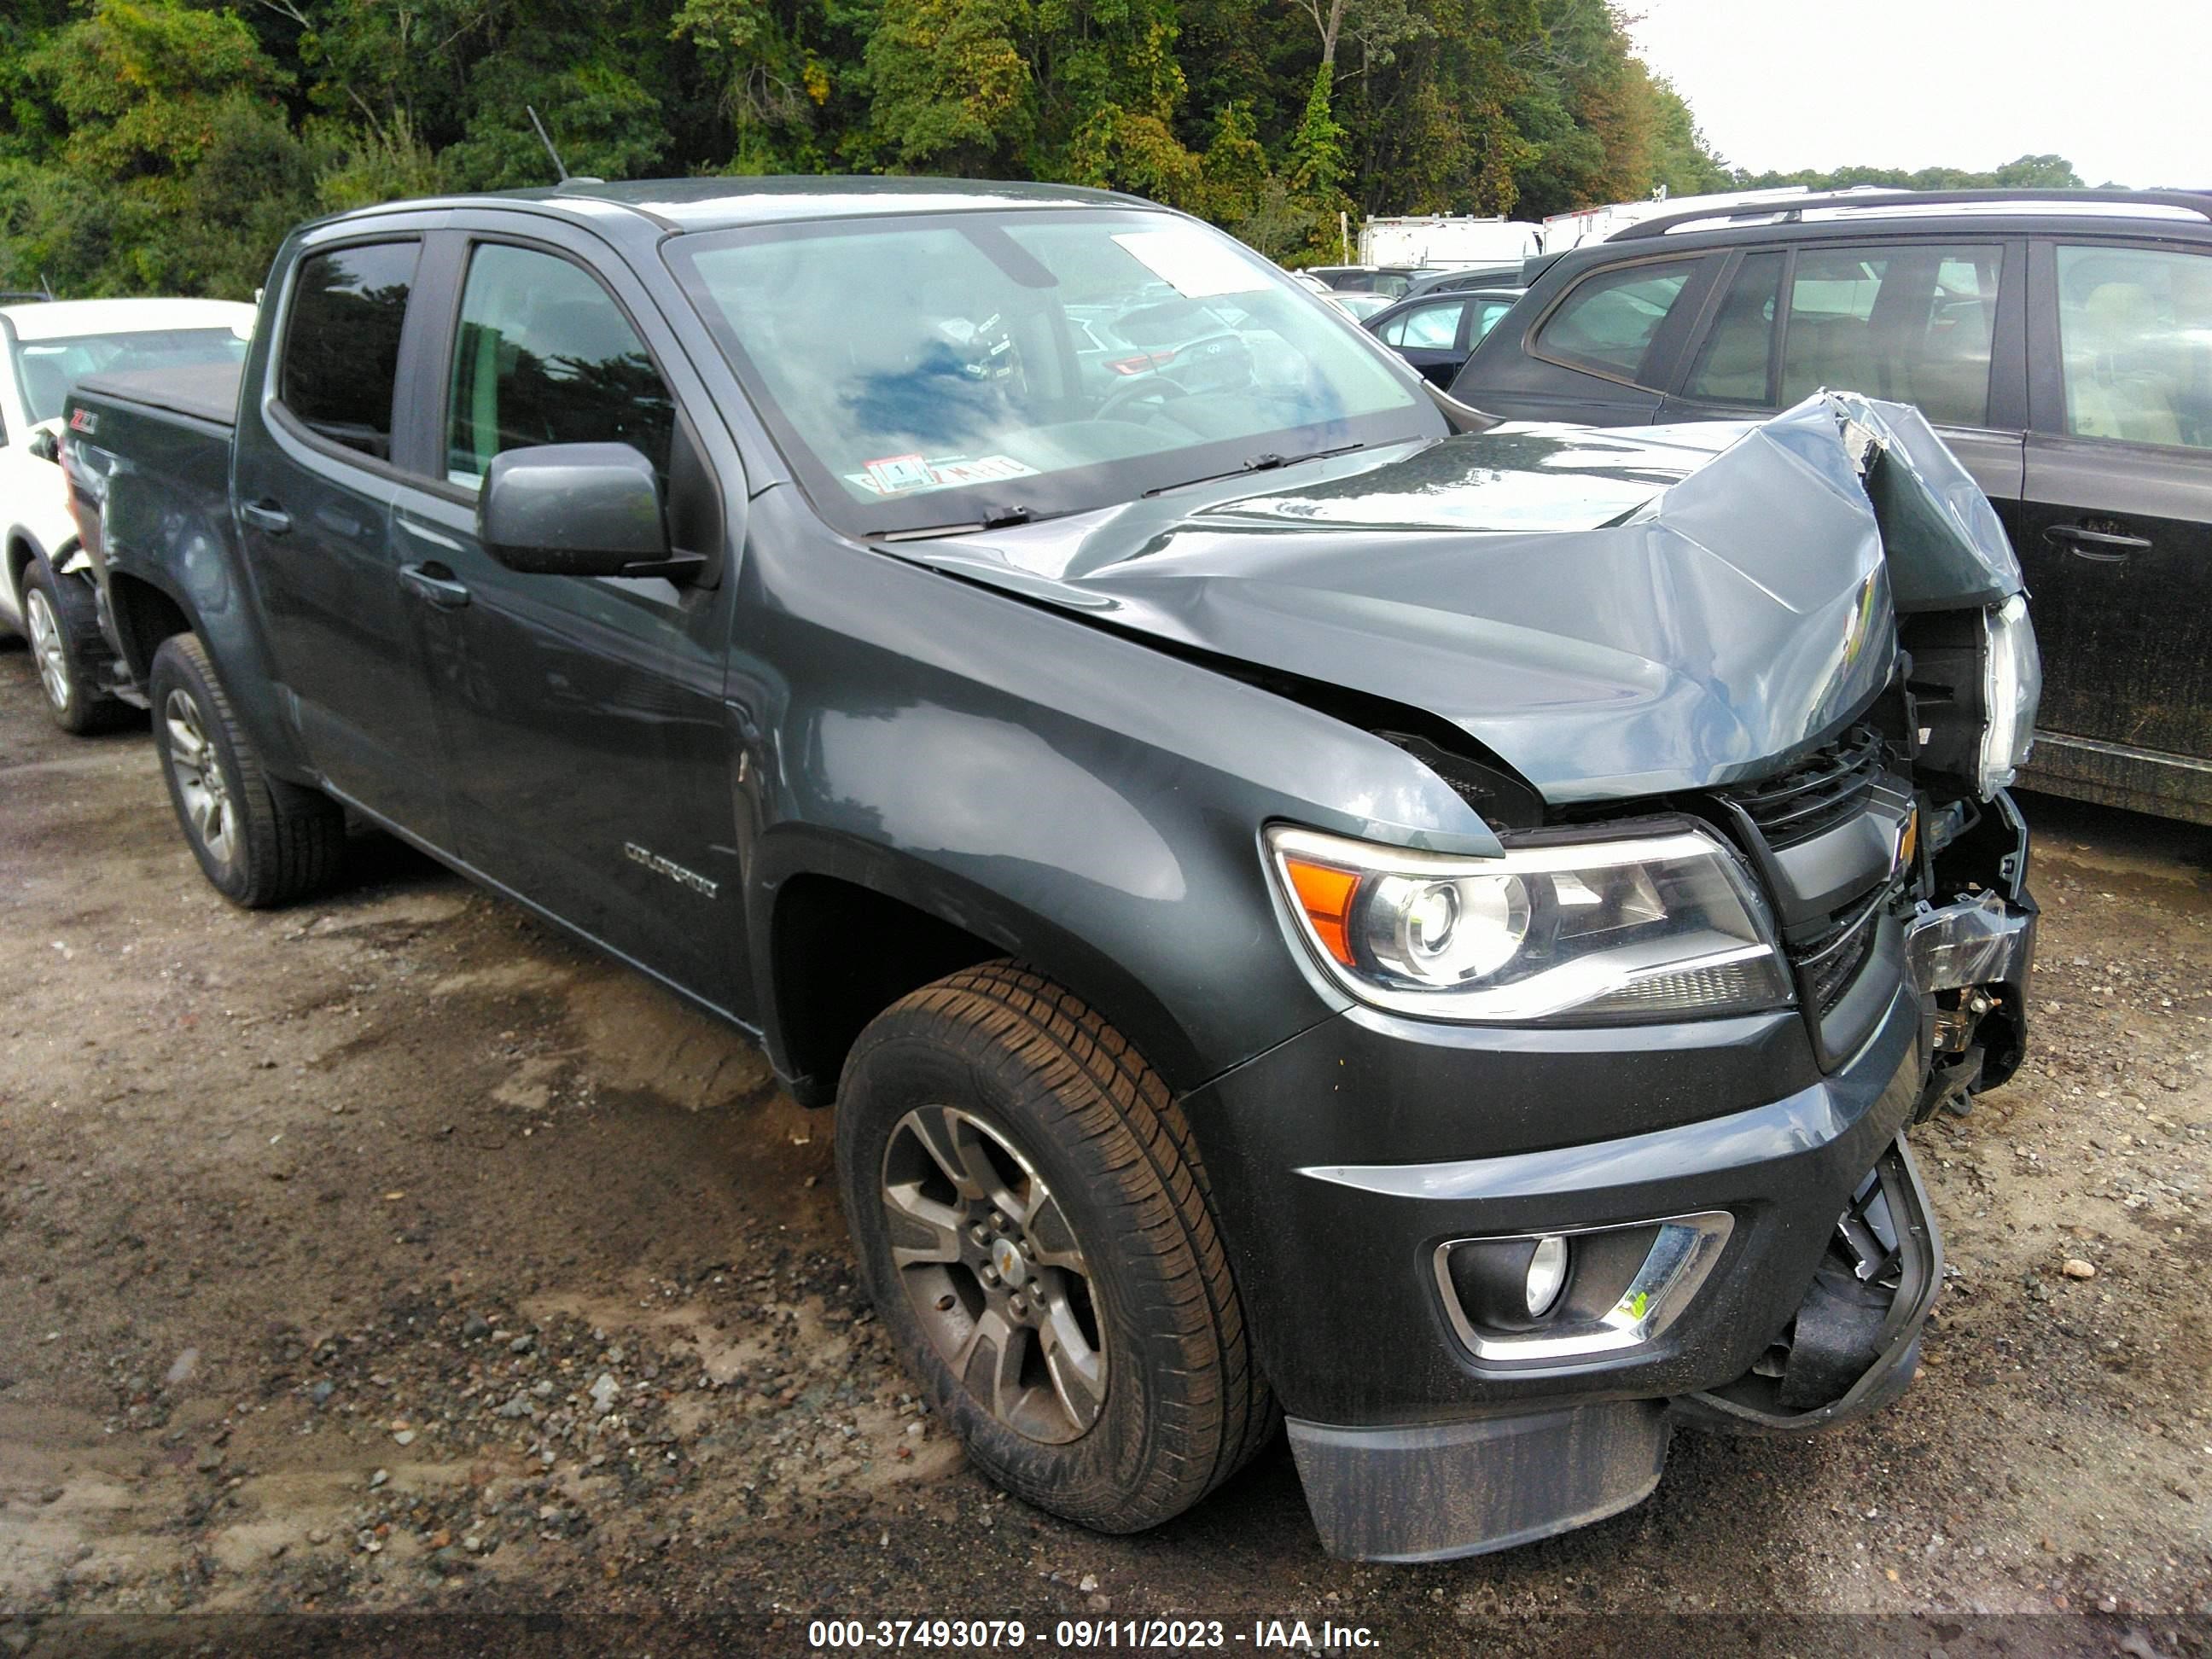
<box><xmin>805</xmin><ymin>1617</ymin><xmax>1382</xmax><ymax>1650</ymax></box>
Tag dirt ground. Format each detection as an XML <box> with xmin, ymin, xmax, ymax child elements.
<box><xmin>0</xmin><ymin>643</ymin><xmax>2206</xmax><ymax>1659</ymax></box>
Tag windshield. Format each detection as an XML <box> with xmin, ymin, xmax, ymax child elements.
<box><xmin>12</xmin><ymin>328</ymin><xmax>248</xmax><ymax>425</ymax></box>
<box><xmin>667</xmin><ymin>209</ymin><xmax>1441</xmax><ymax>535</ymax></box>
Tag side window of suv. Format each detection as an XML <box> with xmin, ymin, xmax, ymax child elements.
<box><xmin>1685</xmin><ymin>252</ymin><xmax>1784</xmax><ymax>403</ymax></box>
<box><xmin>2055</xmin><ymin>244</ymin><xmax>2212</xmax><ymax>451</ymax></box>
<box><xmin>1534</xmin><ymin>259</ymin><xmax>1697</xmax><ymax>382</ymax></box>
<box><xmin>1778</xmin><ymin>243</ymin><xmax>2000</xmax><ymax>425</ymax></box>
<box><xmin>1380</xmin><ymin>301</ymin><xmax>1464</xmax><ymax>350</ymax></box>
<box><xmin>445</xmin><ymin>243</ymin><xmax>675</xmax><ymax>490</ymax></box>
<box><xmin>278</xmin><ymin>242</ymin><xmax>419</xmax><ymax>460</ymax></box>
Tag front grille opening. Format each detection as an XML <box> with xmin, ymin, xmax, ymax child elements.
<box><xmin>1726</xmin><ymin>725</ymin><xmax>1886</xmax><ymax>848</ymax></box>
<box><xmin>1799</xmin><ymin>915</ymin><xmax>1880</xmax><ymax>1016</ymax></box>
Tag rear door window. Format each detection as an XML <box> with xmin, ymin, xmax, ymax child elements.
<box><xmin>1380</xmin><ymin>300</ymin><xmax>1465</xmax><ymax>350</ymax></box>
<box><xmin>277</xmin><ymin>242</ymin><xmax>418</xmax><ymax>460</ymax></box>
<box><xmin>2053</xmin><ymin>243</ymin><xmax>2212</xmax><ymax>450</ymax></box>
<box><xmin>1534</xmin><ymin>259</ymin><xmax>1697</xmax><ymax>382</ymax></box>
<box><xmin>1778</xmin><ymin>242</ymin><xmax>2000</xmax><ymax>425</ymax></box>
<box><xmin>1683</xmin><ymin>251</ymin><xmax>1784</xmax><ymax>404</ymax></box>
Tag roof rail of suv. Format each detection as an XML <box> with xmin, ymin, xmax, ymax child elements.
<box><xmin>1609</xmin><ymin>188</ymin><xmax>2212</xmax><ymax>240</ymax></box>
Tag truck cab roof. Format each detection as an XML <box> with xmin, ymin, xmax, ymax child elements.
<box><xmin>310</xmin><ymin>175</ymin><xmax>1155</xmax><ymax>238</ymax></box>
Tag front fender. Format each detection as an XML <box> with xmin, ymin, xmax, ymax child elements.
<box><xmin>736</xmin><ymin>491</ymin><xmax>1509</xmax><ymax>1096</ymax></box>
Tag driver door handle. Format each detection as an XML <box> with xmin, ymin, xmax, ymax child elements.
<box><xmin>2045</xmin><ymin>523</ymin><xmax>2151</xmax><ymax>562</ymax></box>
<box><xmin>399</xmin><ymin>562</ymin><xmax>471</xmax><ymax>610</ymax></box>
<box><xmin>238</xmin><ymin>499</ymin><xmax>291</xmax><ymax>535</ymax></box>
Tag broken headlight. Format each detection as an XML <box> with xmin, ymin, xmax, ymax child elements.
<box><xmin>1267</xmin><ymin>824</ymin><xmax>1792</xmax><ymax>1023</ymax></box>
<box><xmin>1978</xmin><ymin>593</ymin><xmax>2040</xmax><ymax>797</ymax></box>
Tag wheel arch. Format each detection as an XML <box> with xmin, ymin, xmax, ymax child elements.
<box><xmin>103</xmin><ymin>566</ymin><xmax>316</xmax><ymax>783</ymax></box>
<box><xmin>753</xmin><ymin>827</ymin><xmax>1210</xmax><ymax>1110</ymax></box>
<box><xmin>104</xmin><ymin>568</ymin><xmax>195</xmax><ymax>683</ymax></box>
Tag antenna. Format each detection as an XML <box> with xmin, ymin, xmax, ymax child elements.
<box><xmin>40</xmin><ymin>272</ymin><xmax>55</xmax><ymax>300</ymax></box>
<box><xmin>527</xmin><ymin>106</ymin><xmax>568</xmax><ymax>184</ymax></box>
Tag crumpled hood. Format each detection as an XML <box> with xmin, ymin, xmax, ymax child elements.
<box><xmin>887</xmin><ymin>394</ymin><xmax>2022</xmax><ymax>802</ymax></box>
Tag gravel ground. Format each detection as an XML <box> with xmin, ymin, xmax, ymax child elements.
<box><xmin>0</xmin><ymin>643</ymin><xmax>2207</xmax><ymax>1659</ymax></box>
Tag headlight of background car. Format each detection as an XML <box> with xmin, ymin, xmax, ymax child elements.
<box><xmin>1267</xmin><ymin>824</ymin><xmax>1792</xmax><ymax>1024</ymax></box>
<box><xmin>1979</xmin><ymin>593</ymin><xmax>2040</xmax><ymax>797</ymax></box>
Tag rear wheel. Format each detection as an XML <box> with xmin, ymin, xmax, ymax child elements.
<box><xmin>22</xmin><ymin>562</ymin><xmax>124</xmax><ymax>734</ymax></box>
<box><xmin>148</xmin><ymin>632</ymin><xmax>346</xmax><ymax>908</ymax></box>
<box><xmin>836</xmin><ymin>962</ymin><xmax>1277</xmax><ymax>1533</ymax></box>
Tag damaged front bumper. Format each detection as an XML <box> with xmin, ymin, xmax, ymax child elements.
<box><xmin>1192</xmin><ymin>866</ymin><xmax>2035</xmax><ymax>1563</ymax></box>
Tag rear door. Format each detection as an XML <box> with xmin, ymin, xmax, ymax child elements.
<box><xmin>1453</xmin><ymin>253</ymin><xmax>1717</xmax><ymax>424</ymax></box>
<box><xmin>1373</xmin><ymin>297</ymin><xmax>1472</xmax><ymax>387</ymax></box>
<box><xmin>233</xmin><ymin>234</ymin><xmax>451</xmax><ymax>842</ymax></box>
<box><xmin>385</xmin><ymin>220</ymin><xmax>749</xmax><ymax>1010</ymax></box>
<box><xmin>2017</xmin><ymin>237</ymin><xmax>2212</xmax><ymax>809</ymax></box>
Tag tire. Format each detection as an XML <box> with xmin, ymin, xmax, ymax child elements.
<box><xmin>148</xmin><ymin>632</ymin><xmax>346</xmax><ymax>908</ymax></box>
<box><xmin>836</xmin><ymin>961</ymin><xmax>1277</xmax><ymax>1534</ymax></box>
<box><xmin>21</xmin><ymin>561</ymin><xmax>125</xmax><ymax>734</ymax></box>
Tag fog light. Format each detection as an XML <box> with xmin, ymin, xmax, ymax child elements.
<box><xmin>1525</xmin><ymin>1235</ymin><xmax>1569</xmax><ymax>1318</ymax></box>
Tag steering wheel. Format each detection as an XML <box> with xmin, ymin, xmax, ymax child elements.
<box><xmin>1097</xmin><ymin>375</ymin><xmax>1190</xmax><ymax>424</ymax></box>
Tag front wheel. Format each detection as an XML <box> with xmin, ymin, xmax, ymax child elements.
<box><xmin>148</xmin><ymin>633</ymin><xmax>346</xmax><ymax>908</ymax></box>
<box><xmin>22</xmin><ymin>562</ymin><xmax>125</xmax><ymax>734</ymax></box>
<box><xmin>836</xmin><ymin>963</ymin><xmax>1277</xmax><ymax>1533</ymax></box>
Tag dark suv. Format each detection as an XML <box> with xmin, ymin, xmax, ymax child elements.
<box><xmin>1452</xmin><ymin>189</ymin><xmax>2212</xmax><ymax>823</ymax></box>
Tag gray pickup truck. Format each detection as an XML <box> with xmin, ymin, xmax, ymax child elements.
<box><xmin>61</xmin><ymin>178</ymin><xmax>2039</xmax><ymax>1563</ymax></box>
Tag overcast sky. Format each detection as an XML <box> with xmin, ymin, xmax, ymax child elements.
<box><xmin>1626</xmin><ymin>0</ymin><xmax>2211</xmax><ymax>190</ymax></box>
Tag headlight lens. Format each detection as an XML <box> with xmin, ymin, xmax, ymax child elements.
<box><xmin>1978</xmin><ymin>593</ymin><xmax>2040</xmax><ymax>797</ymax></box>
<box><xmin>1268</xmin><ymin>824</ymin><xmax>1791</xmax><ymax>1023</ymax></box>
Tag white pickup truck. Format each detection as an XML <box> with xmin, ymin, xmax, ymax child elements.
<box><xmin>2</xmin><ymin>297</ymin><xmax>253</xmax><ymax>730</ymax></box>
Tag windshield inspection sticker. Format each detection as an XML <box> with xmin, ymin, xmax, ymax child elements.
<box><xmin>862</xmin><ymin>453</ymin><xmax>935</xmax><ymax>493</ymax></box>
<box><xmin>847</xmin><ymin>454</ymin><xmax>1040</xmax><ymax>495</ymax></box>
<box><xmin>1112</xmin><ymin>227</ymin><xmax>1272</xmax><ymax>299</ymax></box>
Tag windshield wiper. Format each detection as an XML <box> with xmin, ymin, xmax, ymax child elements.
<box><xmin>1143</xmin><ymin>441</ymin><xmax>1368</xmax><ymax>498</ymax></box>
<box><xmin>875</xmin><ymin>504</ymin><xmax>1040</xmax><ymax>541</ymax></box>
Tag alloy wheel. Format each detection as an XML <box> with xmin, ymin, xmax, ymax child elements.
<box><xmin>163</xmin><ymin>688</ymin><xmax>236</xmax><ymax>874</ymax></box>
<box><xmin>25</xmin><ymin>586</ymin><xmax>70</xmax><ymax>712</ymax></box>
<box><xmin>880</xmin><ymin>1104</ymin><xmax>1108</xmax><ymax>1444</ymax></box>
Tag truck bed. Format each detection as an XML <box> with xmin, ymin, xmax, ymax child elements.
<box><xmin>64</xmin><ymin>361</ymin><xmax>244</xmax><ymax>690</ymax></box>
<box><xmin>75</xmin><ymin>359</ymin><xmax>242</xmax><ymax>432</ymax></box>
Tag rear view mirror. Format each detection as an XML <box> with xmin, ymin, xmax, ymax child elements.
<box><xmin>478</xmin><ymin>442</ymin><xmax>701</xmax><ymax>580</ymax></box>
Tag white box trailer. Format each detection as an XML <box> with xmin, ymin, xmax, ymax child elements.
<box><xmin>1356</xmin><ymin>216</ymin><xmax>1544</xmax><ymax>268</ymax></box>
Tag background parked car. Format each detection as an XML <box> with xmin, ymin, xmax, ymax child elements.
<box><xmin>1364</xmin><ymin>287</ymin><xmax>1524</xmax><ymax>386</ymax></box>
<box><xmin>0</xmin><ymin>296</ymin><xmax>253</xmax><ymax>730</ymax></box>
<box><xmin>1450</xmin><ymin>188</ymin><xmax>2212</xmax><ymax>824</ymax></box>
<box><xmin>1303</xmin><ymin>265</ymin><xmax>1435</xmax><ymax>300</ymax></box>
<box><xmin>1320</xmin><ymin>290</ymin><xmax>1396</xmax><ymax>322</ymax></box>
<box><xmin>1402</xmin><ymin>263</ymin><xmax>1529</xmax><ymax>299</ymax></box>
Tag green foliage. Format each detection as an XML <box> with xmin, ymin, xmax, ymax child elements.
<box><xmin>1729</xmin><ymin>154</ymin><xmax>2088</xmax><ymax>194</ymax></box>
<box><xmin>0</xmin><ymin>0</ymin><xmax>2093</xmax><ymax>300</ymax></box>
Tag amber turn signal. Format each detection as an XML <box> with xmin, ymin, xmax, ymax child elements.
<box><xmin>1283</xmin><ymin>857</ymin><xmax>1360</xmax><ymax>968</ymax></box>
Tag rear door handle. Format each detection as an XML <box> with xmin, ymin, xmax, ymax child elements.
<box><xmin>2045</xmin><ymin>524</ymin><xmax>2151</xmax><ymax>562</ymax></box>
<box><xmin>238</xmin><ymin>499</ymin><xmax>291</xmax><ymax>535</ymax></box>
<box><xmin>399</xmin><ymin>562</ymin><xmax>471</xmax><ymax>609</ymax></box>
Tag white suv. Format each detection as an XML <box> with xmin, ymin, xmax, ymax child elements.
<box><xmin>2</xmin><ymin>296</ymin><xmax>253</xmax><ymax>730</ymax></box>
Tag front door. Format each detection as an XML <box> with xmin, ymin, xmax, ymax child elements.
<box><xmin>389</xmin><ymin>230</ymin><xmax>746</xmax><ymax>1009</ymax></box>
<box><xmin>234</xmin><ymin>237</ymin><xmax>450</xmax><ymax>842</ymax></box>
<box><xmin>2018</xmin><ymin>239</ymin><xmax>2212</xmax><ymax>806</ymax></box>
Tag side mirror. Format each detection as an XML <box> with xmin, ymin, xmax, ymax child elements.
<box><xmin>478</xmin><ymin>442</ymin><xmax>701</xmax><ymax>580</ymax></box>
<box><xmin>27</xmin><ymin>428</ymin><xmax>59</xmax><ymax>464</ymax></box>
